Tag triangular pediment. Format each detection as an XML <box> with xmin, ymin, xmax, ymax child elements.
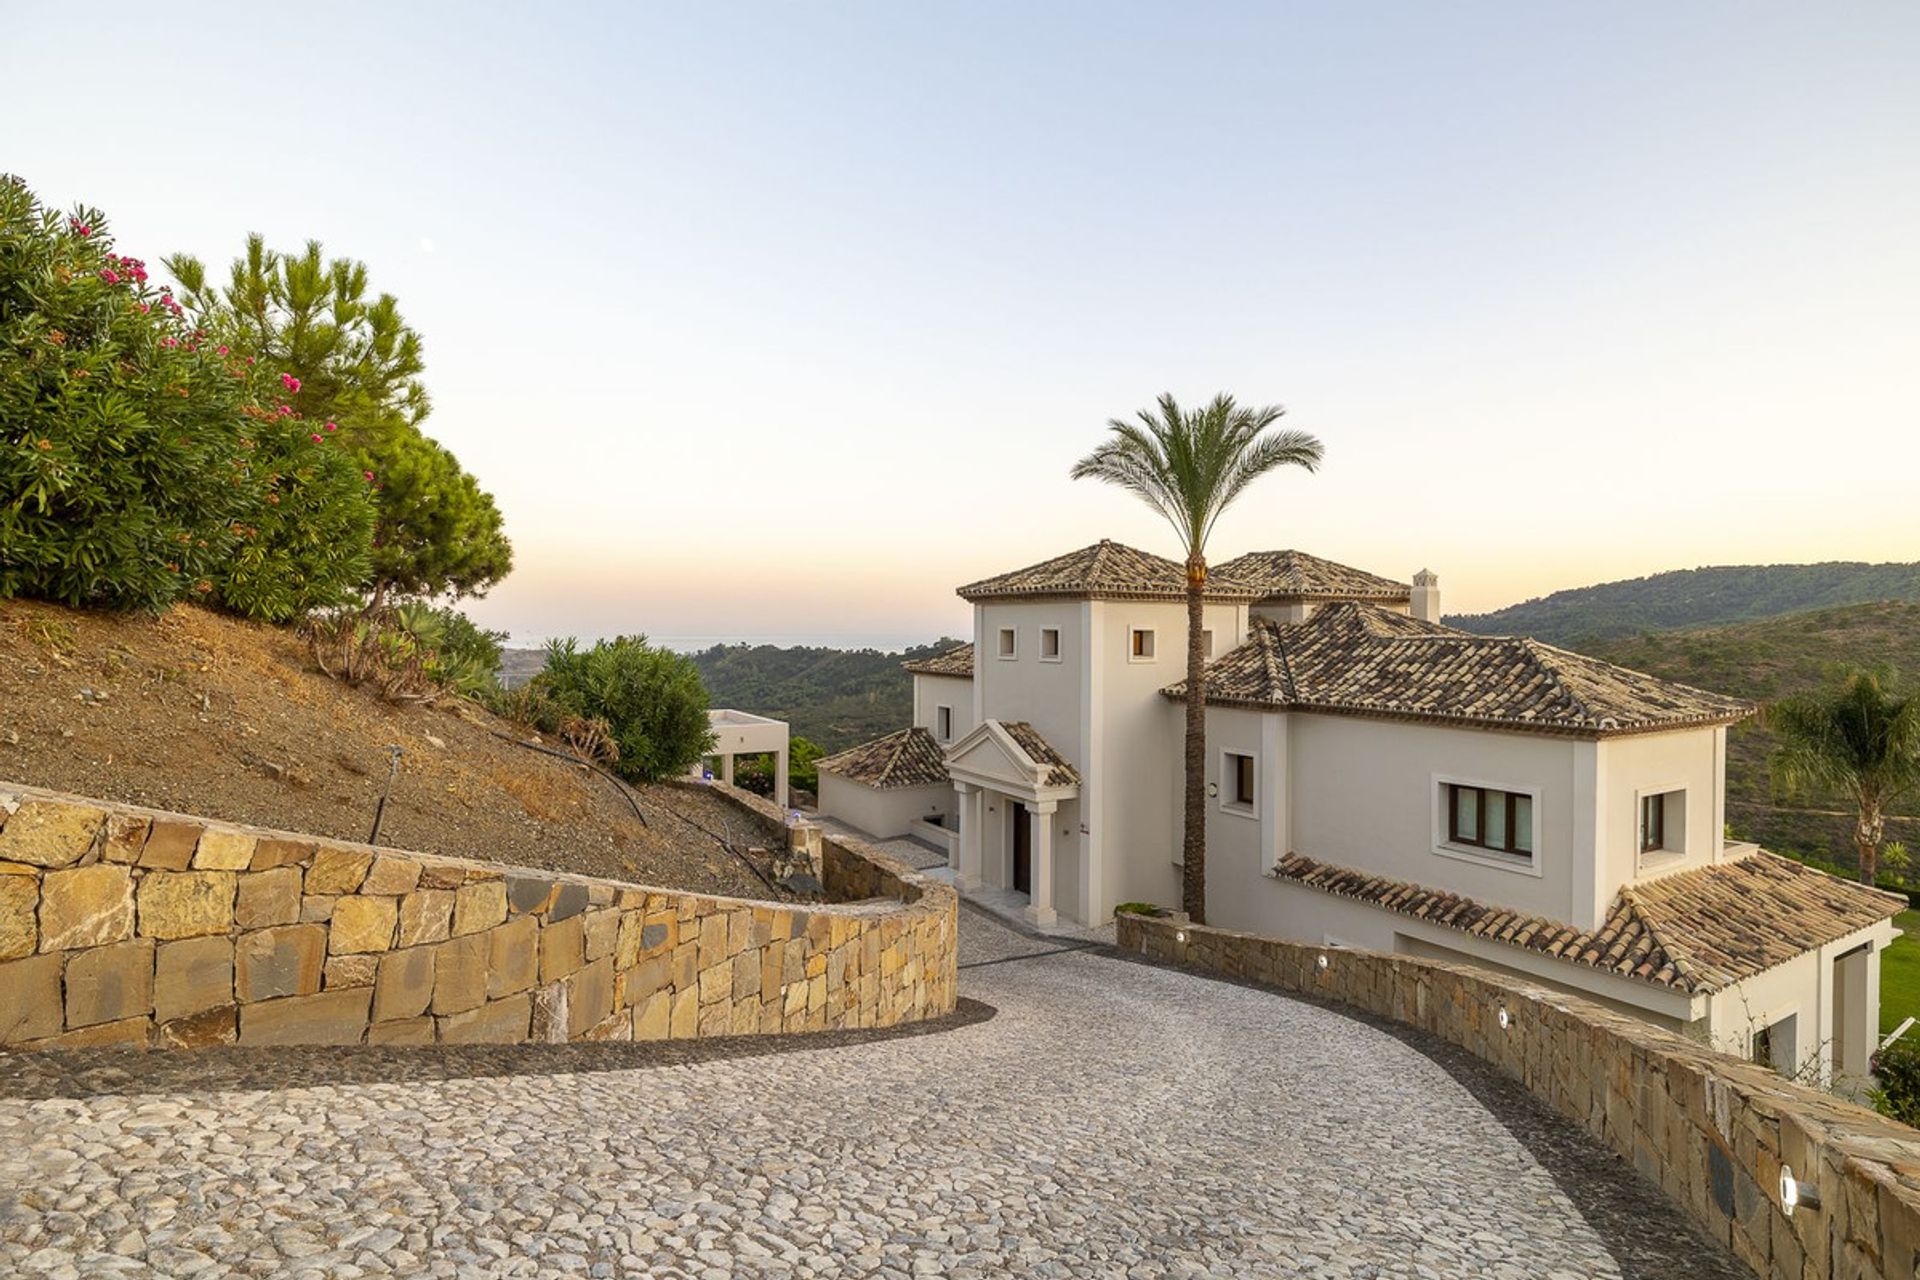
<box><xmin>944</xmin><ymin>720</ymin><xmax>1079</xmax><ymax>800</ymax></box>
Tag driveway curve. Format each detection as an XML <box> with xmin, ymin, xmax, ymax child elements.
<box><xmin>0</xmin><ymin>908</ymin><xmax>1747</xmax><ymax>1279</ymax></box>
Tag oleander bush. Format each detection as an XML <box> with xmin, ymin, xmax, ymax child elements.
<box><xmin>536</xmin><ymin>636</ymin><xmax>715</xmax><ymax>783</ymax></box>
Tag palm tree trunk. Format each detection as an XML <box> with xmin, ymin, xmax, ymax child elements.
<box><xmin>1183</xmin><ymin>555</ymin><xmax>1208</xmax><ymax>924</ymax></box>
<box><xmin>1857</xmin><ymin>797</ymin><xmax>1886</xmax><ymax>885</ymax></box>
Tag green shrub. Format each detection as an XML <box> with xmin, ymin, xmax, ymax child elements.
<box><xmin>394</xmin><ymin>602</ymin><xmax>506</xmax><ymax>694</ymax></box>
<box><xmin>1872</xmin><ymin>1041</ymin><xmax>1920</xmax><ymax>1127</ymax></box>
<box><xmin>788</xmin><ymin>736</ymin><xmax>823</xmax><ymax>792</ymax></box>
<box><xmin>1113</xmin><ymin>902</ymin><xmax>1162</xmax><ymax>916</ymax></box>
<box><xmin>537</xmin><ymin>636</ymin><xmax>715</xmax><ymax>783</ymax></box>
<box><xmin>214</xmin><ymin>412</ymin><xmax>374</xmax><ymax>622</ymax></box>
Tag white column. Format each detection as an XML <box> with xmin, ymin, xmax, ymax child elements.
<box><xmin>956</xmin><ymin>784</ymin><xmax>983</xmax><ymax>890</ymax></box>
<box><xmin>721</xmin><ymin>753</ymin><xmax>735</xmax><ymax>787</ymax></box>
<box><xmin>1027</xmin><ymin>800</ymin><xmax>1058</xmax><ymax>927</ymax></box>
<box><xmin>774</xmin><ymin>746</ymin><xmax>789</xmax><ymax>809</ymax></box>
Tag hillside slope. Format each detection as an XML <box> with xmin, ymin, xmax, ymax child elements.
<box><xmin>1583</xmin><ymin>601</ymin><xmax>1920</xmax><ymax>864</ymax></box>
<box><xmin>690</xmin><ymin>640</ymin><xmax>961</xmax><ymax>752</ymax></box>
<box><xmin>0</xmin><ymin>600</ymin><xmax>782</xmax><ymax>897</ymax></box>
<box><xmin>1450</xmin><ymin>562</ymin><xmax>1920</xmax><ymax>646</ymax></box>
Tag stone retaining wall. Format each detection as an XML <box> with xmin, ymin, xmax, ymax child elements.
<box><xmin>1116</xmin><ymin>911</ymin><xmax>1920</xmax><ymax>1280</ymax></box>
<box><xmin>0</xmin><ymin>780</ymin><xmax>956</xmax><ymax>1051</ymax></box>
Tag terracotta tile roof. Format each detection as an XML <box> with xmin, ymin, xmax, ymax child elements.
<box><xmin>1276</xmin><ymin>850</ymin><xmax>1903</xmax><ymax>994</ymax></box>
<box><xmin>998</xmin><ymin>721</ymin><xmax>1082</xmax><ymax>786</ymax></box>
<box><xmin>815</xmin><ymin>728</ymin><xmax>949</xmax><ymax>789</ymax></box>
<box><xmin>1170</xmin><ymin>603</ymin><xmax>1753</xmax><ymax>737</ymax></box>
<box><xmin>957</xmin><ymin>540</ymin><xmax>1264</xmax><ymax>603</ymax></box>
<box><xmin>902</xmin><ymin>643</ymin><xmax>974</xmax><ymax>679</ymax></box>
<box><xmin>1214</xmin><ymin>549</ymin><xmax>1411</xmax><ymax>602</ymax></box>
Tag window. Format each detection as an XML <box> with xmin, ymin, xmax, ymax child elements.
<box><xmin>1202</xmin><ymin>629</ymin><xmax>1215</xmax><ymax>659</ymax></box>
<box><xmin>1040</xmin><ymin>627</ymin><xmax>1061</xmax><ymax>661</ymax></box>
<box><xmin>1640</xmin><ymin>794</ymin><xmax>1664</xmax><ymax>853</ymax></box>
<box><xmin>997</xmin><ymin>627</ymin><xmax>1016</xmax><ymax>659</ymax></box>
<box><xmin>1130</xmin><ymin>628</ymin><xmax>1156</xmax><ymax>661</ymax></box>
<box><xmin>1442</xmin><ymin>783</ymin><xmax>1534</xmax><ymax>859</ymax></box>
<box><xmin>1224</xmin><ymin>752</ymin><xmax>1256</xmax><ymax>811</ymax></box>
<box><xmin>936</xmin><ymin>705</ymin><xmax>953</xmax><ymax>742</ymax></box>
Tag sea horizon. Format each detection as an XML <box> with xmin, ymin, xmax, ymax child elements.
<box><xmin>503</xmin><ymin>632</ymin><xmax>951</xmax><ymax>655</ymax></box>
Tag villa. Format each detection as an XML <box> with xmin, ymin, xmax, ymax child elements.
<box><xmin>816</xmin><ymin>540</ymin><xmax>1906</xmax><ymax>1085</ymax></box>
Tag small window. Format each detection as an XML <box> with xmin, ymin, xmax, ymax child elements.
<box><xmin>1640</xmin><ymin>790</ymin><xmax>1685</xmax><ymax>856</ymax></box>
<box><xmin>1225</xmin><ymin>752</ymin><xmax>1255</xmax><ymax>809</ymax></box>
<box><xmin>1202</xmin><ymin>629</ymin><xmax>1215</xmax><ymax>659</ymax></box>
<box><xmin>1130</xmin><ymin>628</ymin><xmax>1156</xmax><ymax>661</ymax></box>
<box><xmin>997</xmin><ymin>627</ymin><xmax>1016</xmax><ymax>659</ymax></box>
<box><xmin>1443</xmin><ymin>783</ymin><xmax>1534</xmax><ymax>859</ymax></box>
<box><xmin>1040</xmin><ymin>627</ymin><xmax>1061</xmax><ymax>661</ymax></box>
<box><xmin>936</xmin><ymin>705</ymin><xmax>953</xmax><ymax>742</ymax></box>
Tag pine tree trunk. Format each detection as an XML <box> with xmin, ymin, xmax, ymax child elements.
<box><xmin>1183</xmin><ymin>555</ymin><xmax>1208</xmax><ymax>924</ymax></box>
<box><xmin>1857</xmin><ymin>798</ymin><xmax>1886</xmax><ymax>886</ymax></box>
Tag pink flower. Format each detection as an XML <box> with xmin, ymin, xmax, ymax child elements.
<box><xmin>364</xmin><ymin>471</ymin><xmax>376</xmax><ymax>482</ymax></box>
<box><xmin>216</xmin><ymin>345</ymin><xmax>229</xmax><ymax>356</ymax></box>
<box><xmin>71</xmin><ymin>221</ymin><xmax>92</xmax><ymax>237</ymax></box>
<box><xmin>275</xmin><ymin>404</ymin><xmax>294</xmax><ymax>416</ymax></box>
<box><xmin>310</xmin><ymin>433</ymin><xmax>323</xmax><ymax>443</ymax></box>
<box><xmin>246</xmin><ymin>356</ymin><xmax>255</xmax><ymax>366</ymax></box>
<box><xmin>100</xmin><ymin>269</ymin><xmax>120</xmax><ymax>285</ymax></box>
<box><xmin>160</xmin><ymin>337</ymin><xmax>177</xmax><ymax>348</ymax></box>
<box><xmin>324</xmin><ymin>421</ymin><xmax>338</xmax><ymax>432</ymax></box>
<box><xmin>280</xmin><ymin>373</ymin><xmax>301</xmax><ymax>393</ymax></box>
<box><xmin>136</xmin><ymin>303</ymin><xmax>150</xmax><ymax>314</ymax></box>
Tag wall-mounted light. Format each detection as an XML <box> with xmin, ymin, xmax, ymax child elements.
<box><xmin>1497</xmin><ymin>1007</ymin><xmax>1511</xmax><ymax>1030</ymax></box>
<box><xmin>1316</xmin><ymin>953</ymin><xmax>1329</xmax><ymax>971</ymax></box>
<box><xmin>1175</xmin><ymin>929</ymin><xmax>1188</xmax><ymax>943</ymax></box>
<box><xmin>1780</xmin><ymin>1166</ymin><xmax>1819</xmax><ymax>1216</ymax></box>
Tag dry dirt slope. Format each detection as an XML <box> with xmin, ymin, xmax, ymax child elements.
<box><xmin>0</xmin><ymin>600</ymin><xmax>782</xmax><ymax>899</ymax></box>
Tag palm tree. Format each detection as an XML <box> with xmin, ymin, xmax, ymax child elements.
<box><xmin>1071</xmin><ymin>393</ymin><xmax>1323</xmax><ymax>923</ymax></box>
<box><xmin>1769</xmin><ymin>668</ymin><xmax>1920</xmax><ymax>885</ymax></box>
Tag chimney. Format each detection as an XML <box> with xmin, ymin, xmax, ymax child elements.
<box><xmin>1411</xmin><ymin>569</ymin><xmax>1441</xmax><ymax>623</ymax></box>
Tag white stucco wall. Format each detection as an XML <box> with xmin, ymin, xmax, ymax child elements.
<box><xmin>1596</xmin><ymin>727</ymin><xmax>1725</xmax><ymax>890</ymax></box>
<box><xmin>816</xmin><ymin>774</ymin><xmax>952</xmax><ymax>840</ymax></box>
<box><xmin>912</xmin><ymin>673</ymin><xmax>976</xmax><ymax>747</ymax></box>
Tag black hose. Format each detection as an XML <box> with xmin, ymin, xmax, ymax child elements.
<box><xmin>488</xmin><ymin>729</ymin><xmax>649</xmax><ymax>828</ymax></box>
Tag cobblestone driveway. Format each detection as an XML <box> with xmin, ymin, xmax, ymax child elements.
<box><xmin>0</xmin><ymin>908</ymin><xmax>1745</xmax><ymax>1279</ymax></box>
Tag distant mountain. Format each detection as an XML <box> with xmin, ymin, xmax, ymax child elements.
<box><xmin>689</xmin><ymin>639</ymin><xmax>962</xmax><ymax>753</ymax></box>
<box><xmin>1448</xmin><ymin>562</ymin><xmax>1920</xmax><ymax>647</ymax></box>
<box><xmin>1581</xmin><ymin>601</ymin><xmax>1920</xmax><ymax>867</ymax></box>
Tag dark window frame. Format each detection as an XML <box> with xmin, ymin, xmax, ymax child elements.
<box><xmin>1224</xmin><ymin>751</ymin><xmax>1256</xmax><ymax>810</ymax></box>
<box><xmin>1444</xmin><ymin>783</ymin><xmax>1533</xmax><ymax>859</ymax></box>
<box><xmin>1641</xmin><ymin>793</ymin><xmax>1667</xmax><ymax>854</ymax></box>
<box><xmin>936</xmin><ymin>705</ymin><xmax>953</xmax><ymax>742</ymax></box>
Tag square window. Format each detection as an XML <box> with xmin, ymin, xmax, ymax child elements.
<box><xmin>1223</xmin><ymin>751</ymin><xmax>1255</xmax><ymax>811</ymax></box>
<box><xmin>1040</xmin><ymin>627</ymin><xmax>1061</xmax><ymax>661</ymax></box>
<box><xmin>1202</xmin><ymin>629</ymin><xmax>1215</xmax><ymax>659</ymax></box>
<box><xmin>997</xmin><ymin>627</ymin><xmax>1016</xmax><ymax>659</ymax></box>
<box><xmin>1640</xmin><ymin>790</ymin><xmax>1685</xmax><ymax>856</ymax></box>
<box><xmin>1130</xmin><ymin>628</ymin><xmax>1156</xmax><ymax>660</ymax></box>
<box><xmin>936</xmin><ymin>706</ymin><xmax>952</xmax><ymax>742</ymax></box>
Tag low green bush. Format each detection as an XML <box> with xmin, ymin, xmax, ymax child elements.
<box><xmin>1872</xmin><ymin>1040</ymin><xmax>1920</xmax><ymax>1127</ymax></box>
<box><xmin>536</xmin><ymin>637</ymin><xmax>715</xmax><ymax>783</ymax></box>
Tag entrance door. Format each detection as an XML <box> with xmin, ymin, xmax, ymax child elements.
<box><xmin>1010</xmin><ymin>801</ymin><xmax>1031</xmax><ymax>893</ymax></box>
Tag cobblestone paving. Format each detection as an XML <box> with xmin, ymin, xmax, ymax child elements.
<box><xmin>0</xmin><ymin>909</ymin><xmax>1748</xmax><ymax>1279</ymax></box>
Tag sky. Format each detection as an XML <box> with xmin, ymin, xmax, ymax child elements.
<box><xmin>6</xmin><ymin>2</ymin><xmax>1917</xmax><ymax>647</ymax></box>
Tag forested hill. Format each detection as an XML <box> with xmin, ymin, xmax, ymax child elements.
<box><xmin>691</xmin><ymin>639</ymin><xmax>961</xmax><ymax>752</ymax></box>
<box><xmin>1447</xmin><ymin>562</ymin><xmax>1920</xmax><ymax>647</ymax></box>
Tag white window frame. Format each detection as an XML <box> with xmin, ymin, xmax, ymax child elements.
<box><xmin>1128</xmin><ymin>626</ymin><xmax>1157</xmax><ymax>663</ymax></box>
<box><xmin>1430</xmin><ymin>772</ymin><xmax>1543</xmax><ymax>877</ymax></box>
<box><xmin>935</xmin><ymin>705</ymin><xmax>953</xmax><ymax>743</ymax></box>
<box><xmin>1634</xmin><ymin>783</ymin><xmax>1689</xmax><ymax>869</ymax></box>
<box><xmin>1201</xmin><ymin>628</ymin><xmax>1215</xmax><ymax>659</ymax></box>
<box><xmin>1220</xmin><ymin>749</ymin><xmax>1257</xmax><ymax>817</ymax></box>
<box><xmin>996</xmin><ymin>627</ymin><xmax>1017</xmax><ymax>660</ymax></box>
<box><xmin>1039</xmin><ymin>627</ymin><xmax>1062</xmax><ymax>662</ymax></box>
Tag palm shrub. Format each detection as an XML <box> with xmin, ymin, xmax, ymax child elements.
<box><xmin>537</xmin><ymin>637</ymin><xmax>716</xmax><ymax>783</ymax></box>
<box><xmin>1769</xmin><ymin>667</ymin><xmax>1920</xmax><ymax>884</ymax></box>
<box><xmin>1072</xmin><ymin>393</ymin><xmax>1322</xmax><ymax>923</ymax></box>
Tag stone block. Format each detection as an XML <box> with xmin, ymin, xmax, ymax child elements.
<box><xmin>0</xmin><ymin>801</ymin><xmax>105</xmax><ymax>868</ymax></box>
<box><xmin>732</xmin><ymin>949</ymin><xmax>761</xmax><ymax>1002</ymax></box>
<box><xmin>325</xmin><ymin>954</ymin><xmax>378</xmax><ymax>988</ymax></box>
<box><xmin>136</xmin><ymin>871</ymin><xmax>236</xmax><ymax>940</ymax></box>
<box><xmin>238</xmin><ymin>988</ymin><xmax>372</xmax><ymax>1045</ymax></box>
<box><xmin>433</xmin><ymin>932</ymin><xmax>489</xmax><ymax>1016</ymax></box>
<box><xmin>453</xmin><ymin>881</ymin><xmax>507</xmax><ymax>936</ymax></box>
<box><xmin>363</xmin><ymin>855</ymin><xmax>421</xmax><ymax>896</ymax></box>
<box><xmin>300</xmin><ymin>894</ymin><xmax>336</xmax><ymax>922</ymax></box>
<box><xmin>487</xmin><ymin>916</ymin><xmax>538</xmax><ymax>997</ymax></box>
<box><xmin>249</xmin><ymin>837</ymin><xmax>316</xmax><ymax>870</ymax></box>
<box><xmin>153</xmin><ymin>936</ymin><xmax>233</xmax><ymax>1022</ymax></box>
<box><xmin>531</xmin><ymin>981</ymin><xmax>569</xmax><ymax>1043</ymax></box>
<box><xmin>397</xmin><ymin>889</ymin><xmax>455</xmax><ymax>946</ymax></box>
<box><xmin>699</xmin><ymin>961</ymin><xmax>731</xmax><ymax>1006</ymax></box>
<box><xmin>698</xmin><ymin>999</ymin><xmax>733</xmax><ymax>1037</ymax></box>
<box><xmin>507</xmin><ymin>874</ymin><xmax>554</xmax><ymax>914</ymax></box>
<box><xmin>669</xmin><ymin>986</ymin><xmax>698</xmax><ymax>1038</ymax></box>
<box><xmin>40</xmin><ymin>863</ymin><xmax>135</xmax><ymax>951</ymax></box>
<box><xmin>568</xmin><ymin>957</ymin><xmax>615</xmax><ymax>1038</ymax></box>
<box><xmin>0</xmin><ymin>953</ymin><xmax>64</xmax><ymax>1042</ymax></box>
<box><xmin>416</xmin><ymin>861</ymin><xmax>466</xmax><ymax>890</ymax></box>
<box><xmin>548</xmin><ymin>882</ymin><xmax>589</xmax><ymax>922</ymax></box>
<box><xmin>329</xmin><ymin>896</ymin><xmax>397</xmax><ymax>954</ymax></box>
<box><xmin>31</xmin><ymin>1015</ymin><xmax>151</xmax><ymax>1050</ymax></box>
<box><xmin>624</xmin><ymin>955</ymin><xmax>670</xmax><ymax>1008</ymax></box>
<box><xmin>139</xmin><ymin>820</ymin><xmax>203</xmax><ymax>871</ymax></box>
<box><xmin>540</xmin><ymin>914</ymin><xmax>586</xmax><ymax>984</ymax></box>
<box><xmin>0</xmin><ymin>875</ymin><xmax>38</xmax><ymax>960</ymax></box>
<box><xmin>439</xmin><ymin>994</ymin><xmax>531</xmax><ymax>1044</ymax></box>
<box><xmin>583</xmin><ymin>908</ymin><xmax>619</xmax><ymax>962</ymax></box>
<box><xmin>235</xmin><ymin>866</ymin><xmax>303</xmax><ymax>928</ymax></box>
<box><xmin>66</xmin><ymin>938</ymin><xmax>155</xmax><ymax>1028</ymax></box>
<box><xmin>372</xmin><ymin>945</ymin><xmax>436</xmax><ymax>1022</ymax></box>
<box><xmin>236</xmin><ymin>924</ymin><xmax>326</xmax><ymax>1001</ymax></box>
<box><xmin>191</xmin><ymin>828</ymin><xmax>256</xmax><ymax>871</ymax></box>
<box><xmin>307</xmin><ymin>847</ymin><xmax>372</xmax><ymax>894</ymax></box>
<box><xmin>102</xmin><ymin>814</ymin><xmax>149</xmax><ymax>864</ymax></box>
<box><xmin>369</xmin><ymin>1015</ymin><xmax>435</xmax><ymax>1045</ymax></box>
<box><xmin>698</xmin><ymin>912</ymin><xmax>728</xmax><ymax>970</ymax></box>
<box><xmin>159</xmin><ymin>1005</ymin><xmax>236</xmax><ymax>1049</ymax></box>
<box><xmin>634</xmin><ymin>990</ymin><xmax>670</xmax><ymax>1040</ymax></box>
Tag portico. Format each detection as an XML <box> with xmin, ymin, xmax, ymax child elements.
<box><xmin>946</xmin><ymin>720</ymin><xmax>1080</xmax><ymax>926</ymax></box>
